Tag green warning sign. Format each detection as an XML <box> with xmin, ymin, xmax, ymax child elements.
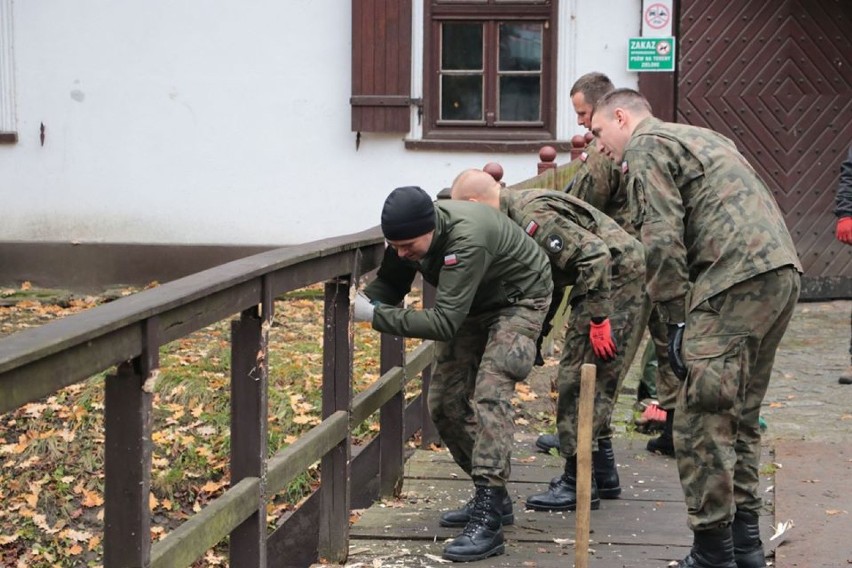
<box><xmin>627</xmin><ymin>37</ymin><xmax>675</xmax><ymax>72</ymax></box>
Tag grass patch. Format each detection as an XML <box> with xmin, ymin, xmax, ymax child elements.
<box><xmin>0</xmin><ymin>283</ymin><xmax>399</xmax><ymax>567</ymax></box>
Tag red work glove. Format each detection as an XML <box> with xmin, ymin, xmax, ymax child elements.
<box><xmin>589</xmin><ymin>317</ymin><xmax>617</xmax><ymax>361</ymax></box>
<box><xmin>837</xmin><ymin>217</ymin><xmax>852</xmax><ymax>245</ymax></box>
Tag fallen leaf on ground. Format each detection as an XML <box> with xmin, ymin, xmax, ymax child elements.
<box><xmin>770</xmin><ymin>519</ymin><xmax>794</xmax><ymax>541</ymax></box>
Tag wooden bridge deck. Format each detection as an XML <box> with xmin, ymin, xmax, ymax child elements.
<box><xmin>340</xmin><ymin>434</ymin><xmax>774</xmax><ymax>567</ymax></box>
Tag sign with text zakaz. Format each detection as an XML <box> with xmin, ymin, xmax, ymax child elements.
<box><xmin>627</xmin><ymin>37</ymin><xmax>675</xmax><ymax>72</ymax></box>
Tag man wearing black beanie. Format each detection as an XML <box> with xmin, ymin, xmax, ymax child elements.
<box><xmin>354</xmin><ymin>185</ymin><xmax>553</xmax><ymax>562</ymax></box>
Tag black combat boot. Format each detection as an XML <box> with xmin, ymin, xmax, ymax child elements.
<box><xmin>440</xmin><ymin>488</ymin><xmax>514</xmax><ymax>527</ymax></box>
<box><xmin>546</xmin><ymin>440</ymin><xmax>621</xmax><ymax>499</ymax></box>
<box><xmin>593</xmin><ymin>438</ymin><xmax>621</xmax><ymax>499</ymax></box>
<box><xmin>732</xmin><ymin>510</ymin><xmax>766</xmax><ymax>568</ymax></box>
<box><xmin>677</xmin><ymin>526</ymin><xmax>737</xmax><ymax>568</ymax></box>
<box><xmin>647</xmin><ymin>408</ymin><xmax>675</xmax><ymax>456</ymax></box>
<box><xmin>526</xmin><ymin>457</ymin><xmax>601</xmax><ymax>512</ymax></box>
<box><xmin>535</xmin><ymin>433</ymin><xmax>560</xmax><ymax>453</ymax></box>
<box><xmin>442</xmin><ymin>485</ymin><xmax>506</xmax><ymax>562</ymax></box>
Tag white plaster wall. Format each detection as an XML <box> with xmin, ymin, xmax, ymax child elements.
<box><xmin>0</xmin><ymin>0</ymin><xmax>640</xmax><ymax>246</ymax></box>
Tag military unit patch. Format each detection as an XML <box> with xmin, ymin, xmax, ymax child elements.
<box><xmin>546</xmin><ymin>235</ymin><xmax>564</xmax><ymax>253</ymax></box>
<box><xmin>524</xmin><ymin>220</ymin><xmax>539</xmax><ymax>236</ymax></box>
<box><xmin>443</xmin><ymin>253</ymin><xmax>459</xmax><ymax>266</ymax></box>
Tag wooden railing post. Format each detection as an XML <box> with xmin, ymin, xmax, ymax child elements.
<box><xmin>570</xmin><ymin>133</ymin><xmax>588</xmax><ymax>161</ymax></box>
<box><xmin>104</xmin><ymin>318</ymin><xmax>157</xmax><ymax>567</ymax></box>
<box><xmin>537</xmin><ymin>145</ymin><xmax>557</xmax><ymax>175</ymax></box>
<box><xmin>318</xmin><ymin>278</ymin><xmax>352</xmax><ymax>563</ymax></box>
<box><xmin>229</xmin><ymin>276</ymin><xmax>271</xmax><ymax>568</ymax></box>
<box><xmin>419</xmin><ymin>283</ymin><xmax>440</xmax><ymax>446</ymax></box>
<box><xmin>483</xmin><ymin>161</ymin><xmax>504</xmax><ymax>184</ymax></box>
<box><xmin>379</xmin><ymin>332</ymin><xmax>405</xmax><ymax>498</ymax></box>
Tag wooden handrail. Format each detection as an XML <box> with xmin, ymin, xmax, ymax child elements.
<box><xmin>0</xmin><ymin>229</ymin><xmax>385</xmax><ymax>413</ymax></box>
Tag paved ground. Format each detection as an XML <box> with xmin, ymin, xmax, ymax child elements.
<box><xmin>757</xmin><ymin>300</ymin><xmax>852</xmax><ymax>567</ymax></box>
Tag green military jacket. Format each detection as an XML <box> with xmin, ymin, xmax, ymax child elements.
<box><xmin>623</xmin><ymin>116</ymin><xmax>802</xmax><ymax>323</ymax></box>
<box><xmin>500</xmin><ymin>189</ymin><xmax>644</xmax><ymax>318</ymax></box>
<box><xmin>365</xmin><ymin>200</ymin><xmax>553</xmax><ymax>341</ymax></box>
<box><xmin>564</xmin><ymin>141</ymin><xmax>638</xmax><ymax>237</ymax></box>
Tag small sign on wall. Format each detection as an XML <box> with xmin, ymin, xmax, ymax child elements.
<box><xmin>627</xmin><ymin>37</ymin><xmax>675</xmax><ymax>72</ymax></box>
<box><xmin>642</xmin><ymin>0</ymin><xmax>673</xmax><ymax>37</ymax></box>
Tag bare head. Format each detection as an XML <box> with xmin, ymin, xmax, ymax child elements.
<box><xmin>570</xmin><ymin>72</ymin><xmax>614</xmax><ymax>130</ymax></box>
<box><xmin>449</xmin><ymin>169</ymin><xmax>502</xmax><ymax>209</ymax></box>
<box><xmin>589</xmin><ymin>88</ymin><xmax>653</xmax><ymax>162</ymax></box>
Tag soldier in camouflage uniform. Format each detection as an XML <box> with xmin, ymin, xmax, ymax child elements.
<box><xmin>450</xmin><ymin>169</ymin><xmax>645</xmax><ymax>512</ymax></box>
<box><xmin>591</xmin><ymin>89</ymin><xmax>802</xmax><ymax>568</ymax></box>
<box><xmin>834</xmin><ymin>145</ymin><xmax>852</xmax><ymax>385</ymax></box>
<box><xmin>530</xmin><ymin>72</ymin><xmax>679</xmax><ymax>458</ymax></box>
<box><xmin>353</xmin><ymin>186</ymin><xmax>552</xmax><ymax>562</ymax></box>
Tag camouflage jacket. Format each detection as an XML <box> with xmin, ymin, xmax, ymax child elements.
<box><xmin>836</xmin><ymin>145</ymin><xmax>852</xmax><ymax>219</ymax></box>
<box><xmin>500</xmin><ymin>188</ymin><xmax>645</xmax><ymax>318</ymax></box>
<box><xmin>365</xmin><ymin>200</ymin><xmax>553</xmax><ymax>341</ymax></box>
<box><xmin>564</xmin><ymin>141</ymin><xmax>639</xmax><ymax>237</ymax></box>
<box><xmin>623</xmin><ymin>117</ymin><xmax>802</xmax><ymax>323</ymax></box>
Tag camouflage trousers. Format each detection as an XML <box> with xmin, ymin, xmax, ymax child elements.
<box><xmin>427</xmin><ymin>296</ymin><xmax>550</xmax><ymax>487</ymax></box>
<box><xmin>556</xmin><ymin>273</ymin><xmax>646</xmax><ymax>456</ymax></box>
<box><xmin>674</xmin><ymin>266</ymin><xmax>800</xmax><ymax>531</ymax></box>
<box><xmin>647</xmin><ymin>294</ymin><xmax>680</xmax><ymax>409</ymax></box>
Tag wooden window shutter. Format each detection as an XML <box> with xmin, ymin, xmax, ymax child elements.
<box><xmin>351</xmin><ymin>0</ymin><xmax>412</xmax><ymax>132</ymax></box>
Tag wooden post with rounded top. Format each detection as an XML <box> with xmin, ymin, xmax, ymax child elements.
<box><xmin>537</xmin><ymin>145</ymin><xmax>557</xmax><ymax>175</ymax></box>
<box><xmin>483</xmin><ymin>161</ymin><xmax>504</xmax><ymax>184</ymax></box>
<box><xmin>574</xmin><ymin>363</ymin><xmax>596</xmax><ymax>568</ymax></box>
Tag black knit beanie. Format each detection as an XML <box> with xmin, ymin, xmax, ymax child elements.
<box><xmin>380</xmin><ymin>186</ymin><xmax>436</xmax><ymax>241</ymax></box>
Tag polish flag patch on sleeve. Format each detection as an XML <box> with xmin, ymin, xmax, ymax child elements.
<box><xmin>579</xmin><ymin>151</ymin><xmax>589</xmax><ymax>163</ymax></box>
<box><xmin>524</xmin><ymin>220</ymin><xmax>539</xmax><ymax>236</ymax></box>
<box><xmin>443</xmin><ymin>253</ymin><xmax>459</xmax><ymax>266</ymax></box>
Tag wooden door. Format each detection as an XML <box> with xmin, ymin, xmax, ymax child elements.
<box><xmin>678</xmin><ymin>0</ymin><xmax>852</xmax><ymax>297</ymax></box>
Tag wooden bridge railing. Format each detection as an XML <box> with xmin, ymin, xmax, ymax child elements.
<box><xmin>0</xmin><ymin>228</ymin><xmax>437</xmax><ymax>568</ymax></box>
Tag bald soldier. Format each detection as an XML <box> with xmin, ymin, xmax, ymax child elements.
<box><xmin>591</xmin><ymin>89</ymin><xmax>802</xmax><ymax>568</ymax></box>
<box><xmin>450</xmin><ymin>169</ymin><xmax>646</xmax><ymax>512</ymax></box>
<box><xmin>354</xmin><ymin>186</ymin><xmax>552</xmax><ymax>562</ymax></box>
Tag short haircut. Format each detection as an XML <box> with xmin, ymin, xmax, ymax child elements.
<box><xmin>594</xmin><ymin>88</ymin><xmax>653</xmax><ymax>116</ymax></box>
<box><xmin>570</xmin><ymin>72</ymin><xmax>614</xmax><ymax>105</ymax></box>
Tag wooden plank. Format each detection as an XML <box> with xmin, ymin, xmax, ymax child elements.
<box><xmin>229</xmin><ymin>309</ymin><xmax>268</xmax><ymax>567</ymax></box>
<box><xmin>318</xmin><ymin>280</ymin><xmax>352</xmax><ymax>563</ymax></box>
<box><xmin>150</xmin><ymin>478</ymin><xmax>260</xmax><ymax>568</ymax></box>
<box><xmin>342</xmin><ymin>538</ymin><xmax>691</xmax><ymax>568</ymax></box>
<box><xmin>266</xmin><ymin>411</ymin><xmax>348</xmax><ymax>496</ymax></box>
<box><xmin>267</xmin><ymin>431</ymin><xmax>385</xmax><ymax>568</ymax></box>
<box><xmin>351</xmin><ymin>366</ymin><xmax>404</xmax><ymax>426</ymax></box>
<box><xmin>379</xmin><ymin>333</ymin><xmax>405</xmax><ymax>498</ymax></box>
<box><xmin>0</xmin><ymin>230</ymin><xmax>382</xmax><ymax>372</ymax></box>
<box><xmin>349</xmin><ymin>477</ymin><xmax>690</xmax><ymax>547</ymax></box>
<box><xmin>103</xmin><ymin>361</ymin><xmax>152</xmax><ymax>567</ymax></box>
<box><xmin>403</xmin><ymin>459</ymin><xmax>686</xmax><ymax>501</ymax></box>
<box><xmin>575</xmin><ymin>363</ymin><xmax>596</xmax><ymax>568</ymax></box>
<box><xmin>0</xmin><ymin>237</ymin><xmax>385</xmax><ymax>414</ymax></box>
<box><xmin>403</xmin><ymin>437</ymin><xmax>686</xmax><ymax>502</ymax></box>
<box><xmin>404</xmin><ymin>340</ymin><xmax>435</xmax><ymax>377</ymax></box>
